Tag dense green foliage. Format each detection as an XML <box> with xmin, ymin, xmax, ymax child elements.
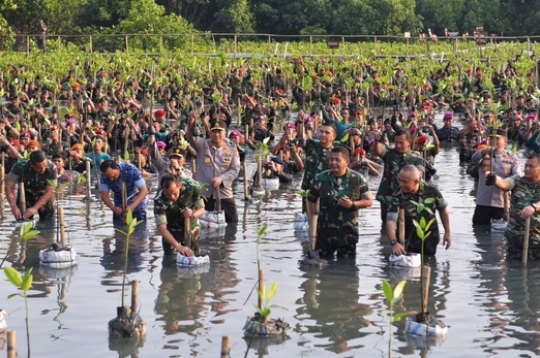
<box><xmin>1</xmin><ymin>0</ymin><xmax>540</xmax><ymax>40</ymax></box>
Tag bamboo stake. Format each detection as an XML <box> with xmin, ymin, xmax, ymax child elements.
<box><xmin>7</xmin><ymin>330</ymin><xmax>16</xmax><ymax>358</ymax></box>
<box><xmin>191</xmin><ymin>158</ymin><xmax>197</xmax><ymax>175</ymax></box>
<box><xmin>121</xmin><ymin>182</ymin><xmax>127</xmax><ymax>212</ymax></box>
<box><xmin>59</xmin><ymin>207</ymin><xmax>66</xmax><ymax>247</ymax></box>
<box><xmin>85</xmin><ymin>160</ymin><xmax>91</xmax><ymax>200</ymax></box>
<box><xmin>19</xmin><ymin>181</ymin><xmax>26</xmax><ymax>215</ymax></box>
<box><xmin>398</xmin><ymin>209</ymin><xmax>405</xmax><ymax>245</ymax></box>
<box><xmin>256</xmin><ymin>156</ymin><xmax>263</xmax><ymax>191</ymax></box>
<box><xmin>242</xmin><ymin>161</ymin><xmax>249</xmax><ymax>200</ymax></box>
<box><xmin>184</xmin><ymin>216</ymin><xmax>191</xmax><ymax>249</ymax></box>
<box><xmin>220</xmin><ymin>336</ymin><xmax>231</xmax><ymax>358</ymax></box>
<box><xmin>422</xmin><ymin>265</ymin><xmax>431</xmax><ymax>315</ymax></box>
<box><xmin>523</xmin><ymin>217</ymin><xmax>531</xmax><ymax>267</ymax></box>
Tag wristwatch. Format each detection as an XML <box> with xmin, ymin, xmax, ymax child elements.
<box><xmin>390</xmin><ymin>240</ymin><xmax>398</xmax><ymax>246</ymax></box>
<box><xmin>531</xmin><ymin>202</ymin><xmax>537</xmax><ymax>211</ymax></box>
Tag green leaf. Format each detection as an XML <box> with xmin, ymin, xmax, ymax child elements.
<box><xmin>4</xmin><ymin>266</ymin><xmax>23</xmax><ymax>288</ymax></box>
<box><xmin>416</xmin><ymin>225</ymin><xmax>425</xmax><ymax>240</ymax></box>
<box><xmin>511</xmin><ymin>142</ymin><xmax>519</xmax><ymax>154</ymax></box>
<box><xmin>7</xmin><ymin>293</ymin><xmax>20</xmax><ymax>299</ymax></box>
<box><xmin>259</xmin><ymin>308</ymin><xmax>271</xmax><ymax>318</ymax></box>
<box><xmin>257</xmin><ymin>224</ymin><xmax>268</xmax><ymax>238</ymax></box>
<box><xmin>341</xmin><ymin>133</ymin><xmax>350</xmax><ymax>143</ymax></box>
<box><xmin>424</xmin><ymin>198</ymin><xmax>435</xmax><ymax>205</ymax></box>
<box><xmin>424</xmin><ymin>218</ymin><xmax>436</xmax><ymax>232</ymax></box>
<box><xmin>412</xmin><ymin>219</ymin><xmax>420</xmax><ymax>228</ymax></box>
<box><xmin>420</xmin><ymin>216</ymin><xmax>426</xmax><ymax>229</ymax></box>
<box><xmin>424</xmin><ymin>208</ymin><xmax>434</xmax><ymax>216</ymax></box>
<box><xmin>21</xmin><ymin>268</ymin><xmax>33</xmax><ymax>292</ymax></box>
<box><xmin>382</xmin><ymin>280</ymin><xmax>393</xmax><ymax>302</ymax></box>
<box><xmin>126</xmin><ymin>210</ymin><xmax>133</xmax><ymax>225</ymax></box>
<box><xmin>393</xmin><ymin>312</ymin><xmax>409</xmax><ymax>323</ymax></box>
<box><xmin>416</xmin><ymin>203</ymin><xmax>425</xmax><ymax>214</ymax></box>
<box><xmin>124</xmin><ymin>151</ymin><xmax>130</xmax><ymax>162</ymax></box>
<box><xmin>393</xmin><ymin>280</ymin><xmax>407</xmax><ymax>303</ymax></box>
<box><xmin>267</xmin><ymin>282</ymin><xmax>278</xmax><ymax>301</ymax></box>
<box><xmin>21</xmin><ymin>230</ymin><xmax>40</xmax><ymax>241</ymax></box>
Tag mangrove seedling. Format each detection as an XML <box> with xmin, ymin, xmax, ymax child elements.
<box><xmin>382</xmin><ymin>279</ymin><xmax>407</xmax><ymax>357</ymax></box>
<box><xmin>0</xmin><ymin>221</ymin><xmax>40</xmax><ymax>268</ymax></box>
<box><xmin>410</xmin><ymin>197</ymin><xmax>436</xmax><ymax>322</ymax></box>
<box><xmin>4</xmin><ymin>265</ymin><xmax>34</xmax><ymax>357</ymax></box>
<box><xmin>115</xmin><ymin>209</ymin><xmax>140</xmax><ymax>307</ymax></box>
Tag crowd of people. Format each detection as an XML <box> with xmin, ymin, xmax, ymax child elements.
<box><xmin>1</xmin><ymin>55</ymin><xmax>540</xmax><ymax>261</ymax></box>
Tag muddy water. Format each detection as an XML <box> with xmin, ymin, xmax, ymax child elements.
<box><xmin>0</xmin><ymin>116</ymin><xmax>538</xmax><ymax>358</ymax></box>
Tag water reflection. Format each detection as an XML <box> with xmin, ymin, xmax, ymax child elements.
<box><xmin>100</xmin><ymin>226</ymin><xmax>149</xmax><ymax>279</ymax></box>
<box><xmin>296</xmin><ymin>263</ymin><xmax>372</xmax><ymax>354</ymax></box>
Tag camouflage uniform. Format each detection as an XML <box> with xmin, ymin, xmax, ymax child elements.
<box><xmin>154</xmin><ymin>177</ymin><xmax>205</xmax><ymax>255</ymax></box>
<box><xmin>502</xmin><ymin>175</ymin><xmax>540</xmax><ymax>260</ymax></box>
<box><xmin>376</xmin><ymin>147</ymin><xmax>425</xmax><ymax>222</ymax></box>
<box><xmin>386</xmin><ymin>183</ymin><xmax>448</xmax><ymax>256</ymax></box>
<box><xmin>6</xmin><ymin>159</ymin><xmax>57</xmax><ymax>220</ymax></box>
<box><xmin>308</xmin><ymin>169</ymin><xmax>372</xmax><ymax>257</ymax></box>
<box><xmin>301</xmin><ymin>138</ymin><xmax>334</xmax><ymax>190</ymax></box>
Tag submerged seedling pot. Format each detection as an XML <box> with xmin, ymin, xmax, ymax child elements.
<box><xmin>243</xmin><ymin>315</ymin><xmax>290</xmax><ymax>337</ymax></box>
<box><xmin>389</xmin><ymin>253</ymin><xmax>421</xmax><ymax>268</ymax></box>
<box><xmin>176</xmin><ymin>253</ymin><xmax>210</xmax><ymax>267</ymax></box>
<box><xmin>39</xmin><ymin>245</ymin><xmax>77</xmax><ymax>268</ymax></box>
<box><xmin>405</xmin><ymin>313</ymin><xmax>448</xmax><ymax>341</ymax></box>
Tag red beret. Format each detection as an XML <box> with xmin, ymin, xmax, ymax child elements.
<box><xmin>154</xmin><ymin>109</ymin><xmax>166</xmax><ymax>117</ymax></box>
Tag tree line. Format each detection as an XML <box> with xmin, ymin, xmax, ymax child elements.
<box><xmin>0</xmin><ymin>0</ymin><xmax>538</xmax><ymax>39</ymax></box>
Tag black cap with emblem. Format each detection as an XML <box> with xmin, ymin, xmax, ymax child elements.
<box><xmin>209</xmin><ymin>120</ymin><xmax>227</xmax><ymax>131</ymax></box>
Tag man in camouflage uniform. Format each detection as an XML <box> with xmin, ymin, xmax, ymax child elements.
<box><xmin>6</xmin><ymin>150</ymin><xmax>57</xmax><ymax>220</ymax></box>
<box><xmin>308</xmin><ymin>146</ymin><xmax>373</xmax><ymax>257</ymax></box>
<box><xmin>386</xmin><ymin>165</ymin><xmax>451</xmax><ymax>256</ymax></box>
<box><xmin>487</xmin><ymin>153</ymin><xmax>540</xmax><ymax>260</ymax></box>
<box><xmin>301</xmin><ymin>123</ymin><xmax>337</xmax><ymax>212</ymax></box>
<box><xmin>154</xmin><ymin>175</ymin><xmax>206</xmax><ymax>256</ymax></box>
<box><xmin>371</xmin><ymin>127</ymin><xmax>426</xmax><ymax>224</ymax></box>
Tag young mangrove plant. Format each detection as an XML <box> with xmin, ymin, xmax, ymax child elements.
<box><xmin>4</xmin><ymin>250</ymin><xmax>36</xmax><ymax>358</ymax></box>
<box><xmin>382</xmin><ymin>279</ymin><xmax>407</xmax><ymax>358</ymax></box>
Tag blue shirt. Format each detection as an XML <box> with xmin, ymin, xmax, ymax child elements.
<box><xmin>100</xmin><ymin>163</ymin><xmax>148</xmax><ymax>220</ymax></box>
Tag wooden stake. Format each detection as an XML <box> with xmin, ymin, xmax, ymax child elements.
<box><xmin>242</xmin><ymin>161</ymin><xmax>249</xmax><ymax>199</ymax></box>
<box><xmin>256</xmin><ymin>156</ymin><xmax>263</xmax><ymax>191</ymax></box>
<box><xmin>7</xmin><ymin>330</ymin><xmax>16</xmax><ymax>358</ymax></box>
<box><xmin>184</xmin><ymin>216</ymin><xmax>191</xmax><ymax>249</ymax></box>
<box><xmin>131</xmin><ymin>280</ymin><xmax>139</xmax><ymax>315</ymax></box>
<box><xmin>59</xmin><ymin>207</ymin><xmax>67</xmax><ymax>247</ymax></box>
<box><xmin>19</xmin><ymin>181</ymin><xmax>26</xmax><ymax>215</ymax></box>
<box><xmin>422</xmin><ymin>265</ymin><xmax>431</xmax><ymax>314</ymax></box>
<box><xmin>220</xmin><ymin>336</ymin><xmax>231</xmax><ymax>358</ymax></box>
<box><xmin>121</xmin><ymin>182</ymin><xmax>127</xmax><ymax>212</ymax></box>
<box><xmin>398</xmin><ymin>209</ymin><xmax>405</xmax><ymax>245</ymax></box>
<box><xmin>523</xmin><ymin>217</ymin><xmax>531</xmax><ymax>267</ymax></box>
<box><xmin>85</xmin><ymin>160</ymin><xmax>91</xmax><ymax>200</ymax></box>
<box><xmin>191</xmin><ymin>158</ymin><xmax>197</xmax><ymax>175</ymax></box>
